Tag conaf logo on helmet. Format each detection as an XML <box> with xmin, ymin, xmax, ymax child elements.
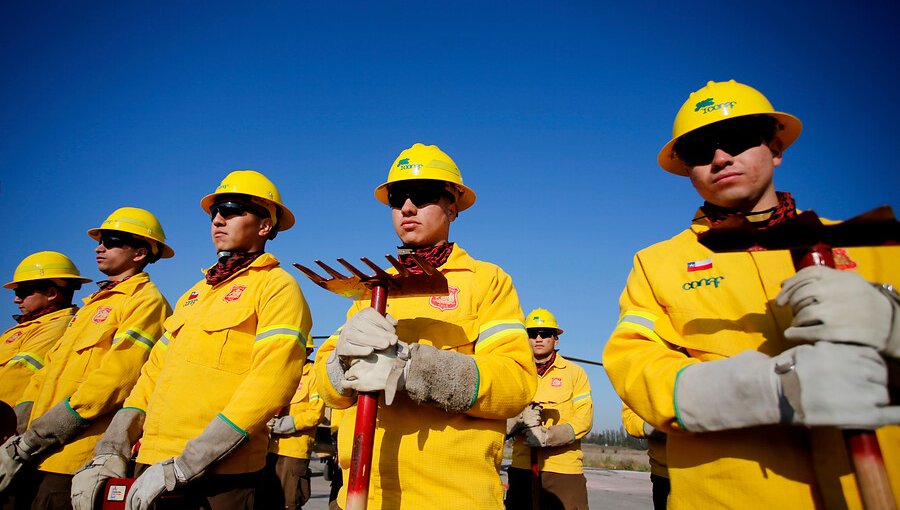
<box><xmin>396</xmin><ymin>157</ymin><xmax>422</xmax><ymax>172</ymax></box>
<box><xmin>695</xmin><ymin>97</ymin><xmax>737</xmax><ymax>115</ymax></box>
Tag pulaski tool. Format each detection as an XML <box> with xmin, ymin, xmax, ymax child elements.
<box><xmin>294</xmin><ymin>255</ymin><xmax>448</xmax><ymax>510</ymax></box>
<box><xmin>699</xmin><ymin>205</ymin><xmax>900</xmax><ymax>510</ymax></box>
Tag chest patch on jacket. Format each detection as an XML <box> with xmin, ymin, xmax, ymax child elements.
<box><xmin>92</xmin><ymin>306</ymin><xmax>112</xmax><ymax>324</ymax></box>
<box><xmin>223</xmin><ymin>285</ymin><xmax>247</xmax><ymax>303</ymax></box>
<box><xmin>184</xmin><ymin>290</ymin><xmax>201</xmax><ymax>307</ymax></box>
<box><xmin>5</xmin><ymin>331</ymin><xmax>23</xmax><ymax>344</ymax></box>
<box><xmin>686</xmin><ymin>258</ymin><xmax>713</xmax><ymax>272</ymax></box>
<box><xmin>429</xmin><ymin>285</ymin><xmax>459</xmax><ymax>311</ymax></box>
<box><xmin>682</xmin><ymin>275</ymin><xmax>725</xmax><ymax>290</ymax></box>
<box><xmin>833</xmin><ymin>248</ymin><xmax>858</xmax><ymax>270</ymax></box>
<box><xmin>551</xmin><ymin>377</ymin><xmax>562</xmax><ymax>387</ymax></box>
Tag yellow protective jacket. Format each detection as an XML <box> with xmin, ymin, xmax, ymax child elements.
<box><xmin>510</xmin><ymin>353</ymin><xmax>592</xmax><ymax>475</ymax></box>
<box><xmin>0</xmin><ymin>307</ymin><xmax>76</xmax><ymax>407</ymax></box>
<box><xmin>268</xmin><ymin>357</ymin><xmax>325</xmax><ymax>459</ymax></box>
<box><xmin>316</xmin><ymin>244</ymin><xmax>537</xmax><ymax>510</ymax></box>
<box><xmin>621</xmin><ymin>402</ymin><xmax>667</xmax><ymax>478</ymax></box>
<box><xmin>20</xmin><ymin>273</ymin><xmax>170</xmax><ymax>474</ymax></box>
<box><xmin>126</xmin><ymin>254</ymin><xmax>312</xmax><ymax>475</ymax></box>
<box><xmin>603</xmin><ymin>211</ymin><xmax>900</xmax><ymax>510</ymax></box>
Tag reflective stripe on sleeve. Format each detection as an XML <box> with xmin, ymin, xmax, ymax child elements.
<box><xmin>617</xmin><ymin>310</ymin><xmax>666</xmax><ymax>346</ymax></box>
<box><xmin>256</xmin><ymin>324</ymin><xmax>301</xmax><ymax>346</ymax></box>
<box><xmin>573</xmin><ymin>391</ymin><xmax>592</xmax><ymax>403</ymax></box>
<box><xmin>113</xmin><ymin>327</ymin><xmax>157</xmax><ymax>351</ymax></box>
<box><xmin>474</xmin><ymin>320</ymin><xmax>526</xmax><ymax>353</ymax></box>
<box><xmin>9</xmin><ymin>353</ymin><xmax>44</xmax><ymax>372</ymax></box>
<box><xmin>310</xmin><ymin>392</ymin><xmax>321</xmax><ymax>402</ymax></box>
<box><xmin>158</xmin><ymin>332</ymin><xmax>172</xmax><ymax>349</ymax></box>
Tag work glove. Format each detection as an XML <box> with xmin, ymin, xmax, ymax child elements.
<box><xmin>344</xmin><ymin>341</ymin><xmax>411</xmax><ymax>405</ymax></box>
<box><xmin>777</xmin><ymin>266</ymin><xmax>900</xmax><ymax>359</ymax></box>
<box><xmin>20</xmin><ymin>399</ymin><xmax>89</xmax><ymax>460</ymax></box>
<box><xmin>675</xmin><ymin>343</ymin><xmax>900</xmax><ymax>432</ymax></box>
<box><xmin>71</xmin><ymin>408</ymin><xmax>145</xmax><ymax>510</ymax></box>
<box><xmin>269</xmin><ymin>416</ymin><xmax>296</xmax><ymax>435</ymax></box>
<box><xmin>403</xmin><ymin>343</ymin><xmax>478</xmax><ymax>413</ymax></box>
<box><xmin>642</xmin><ymin>422</ymin><xmax>667</xmax><ymax>442</ymax></box>
<box><xmin>70</xmin><ymin>454</ymin><xmax>129</xmax><ymax>510</ymax></box>
<box><xmin>506</xmin><ymin>403</ymin><xmax>543</xmax><ymax>436</ymax></box>
<box><xmin>14</xmin><ymin>402</ymin><xmax>32</xmax><ymax>435</ymax></box>
<box><xmin>336</xmin><ymin>308</ymin><xmax>398</xmax><ymax>361</ymax></box>
<box><xmin>0</xmin><ymin>435</ymin><xmax>36</xmax><ymax>493</ymax></box>
<box><xmin>524</xmin><ymin>424</ymin><xmax>574</xmax><ymax>448</ymax></box>
<box><xmin>126</xmin><ymin>414</ymin><xmax>245</xmax><ymax>510</ymax></box>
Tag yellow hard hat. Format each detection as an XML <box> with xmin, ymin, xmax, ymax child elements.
<box><xmin>4</xmin><ymin>251</ymin><xmax>92</xmax><ymax>289</ymax></box>
<box><xmin>374</xmin><ymin>143</ymin><xmax>476</xmax><ymax>212</ymax></box>
<box><xmin>87</xmin><ymin>207</ymin><xmax>175</xmax><ymax>259</ymax></box>
<box><xmin>305</xmin><ymin>332</ymin><xmax>315</xmax><ymax>349</ymax></box>
<box><xmin>525</xmin><ymin>308</ymin><xmax>564</xmax><ymax>335</ymax></box>
<box><xmin>200</xmin><ymin>170</ymin><xmax>295</xmax><ymax>231</ymax></box>
<box><xmin>658</xmin><ymin>80</ymin><xmax>803</xmax><ymax>176</ymax></box>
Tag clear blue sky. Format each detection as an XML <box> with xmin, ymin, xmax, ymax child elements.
<box><xmin>2</xmin><ymin>1</ymin><xmax>898</xmax><ymax>433</ymax></box>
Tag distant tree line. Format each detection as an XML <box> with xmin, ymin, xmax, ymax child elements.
<box><xmin>583</xmin><ymin>426</ymin><xmax>647</xmax><ymax>450</ymax></box>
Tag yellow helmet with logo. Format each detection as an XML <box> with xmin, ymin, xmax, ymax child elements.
<box><xmin>374</xmin><ymin>143</ymin><xmax>476</xmax><ymax>211</ymax></box>
<box><xmin>200</xmin><ymin>170</ymin><xmax>295</xmax><ymax>231</ymax></box>
<box><xmin>4</xmin><ymin>251</ymin><xmax>92</xmax><ymax>289</ymax></box>
<box><xmin>658</xmin><ymin>80</ymin><xmax>803</xmax><ymax>176</ymax></box>
<box><xmin>525</xmin><ymin>308</ymin><xmax>564</xmax><ymax>335</ymax></box>
<box><xmin>87</xmin><ymin>207</ymin><xmax>175</xmax><ymax>259</ymax></box>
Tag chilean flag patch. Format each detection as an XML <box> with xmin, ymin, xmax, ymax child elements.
<box><xmin>687</xmin><ymin>258</ymin><xmax>713</xmax><ymax>272</ymax></box>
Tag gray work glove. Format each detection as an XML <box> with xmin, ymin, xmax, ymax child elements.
<box><xmin>0</xmin><ymin>435</ymin><xmax>36</xmax><ymax>493</ymax></box>
<box><xmin>14</xmin><ymin>402</ymin><xmax>32</xmax><ymax>435</ymax></box>
<box><xmin>506</xmin><ymin>403</ymin><xmax>543</xmax><ymax>436</ymax></box>
<box><xmin>336</xmin><ymin>308</ymin><xmax>399</xmax><ymax>361</ymax></box>
<box><xmin>344</xmin><ymin>341</ymin><xmax>411</xmax><ymax>405</ymax></box>
<box><xmin>21</xmin><ymin>399</ymin><xmax>89</xmax><ymax>460</ymax></box>
<box><xmin>70</xmin><ymin>454</ymin><xmax>129</xmax><ymax>510</ymax></box>
<box><xmin>676</xmin><ymin>343</ymin><xmax>900</xmax><ymax>432</ymax></box>
<box><xmin>269</xmin><ymin>416</ymin><xmax>296</xmax><ymax>435</ymax></box>
<box><xmin>404</xmin><ymin>343</ymin><xmax>479</xmax><ymax>413</ymax></box>
<box><xmin>777</xmin><ymin>266</ymin><xmax>900</xmax><ymax>359</ymax></box>
<box><xmin>126</xmin><ymin>414</ymin><xmax>245</xmax><ymax>510</ymax></box>
<box><xmin>71</xmin><ymin>408</ymin><xmax>145</xmax><ymax>510</ymax></box>
<box><xmin>524</xmin><ymin>424</ymin><xmax>574</xmax><ymax>448</ymax></box>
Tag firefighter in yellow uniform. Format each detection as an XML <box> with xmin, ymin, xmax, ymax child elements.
<box><xmin>603</xmin><ymin>80</ymin><xmax>900</xmax><ymax>509</ymax></box>
<box><xmin>622</xmin><ymin>403</ymin><xmax>667</xmax><ymax>509</ymax></box>
<box><xmin>506</xmin><ymin>308</ymin><xmax>592</xmax><ymax>510</ymax></box>
<box><xmin>1</xmin><ymin>253</ymin><xmax>91</xmax><ymax>414</ymax></box>
<box><xmin>315</xmin><ymin>143</ymin><xmax>537</xmax><ymax>510</ymax></box>
<box><xmin>259</xmin><ymin>333</ymin><xmax>325</xmax><ymax>509</ymax></box>
<box><xmin>72</xmin><ymin>170</ymin><xmax>312</xmax><ymax>510</ymax></box>
<box><xmin>0</xmin><ymin>208</ymin><xmax>173</xmax><ymax>508</ymax></box>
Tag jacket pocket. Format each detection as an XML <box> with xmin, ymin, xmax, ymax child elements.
<box><xmin>398</xmin><ymin>314</ymin><xmax>478</xmax><ymax>353</ymax></box>
<box><xmin>187</xmin><ymin>305</ymin><xmax>256</xmax><ymax>374</ymax></box>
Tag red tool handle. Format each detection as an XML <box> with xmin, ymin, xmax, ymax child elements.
<box><xmin>345</xmin><ymin>285</ymin><xmax>388</xmax><ymax>510</ymax></box>
<box><xmin>792</xmin><ymin>243</ymin><xmax>896</xmax><ymax>510</ymax></box>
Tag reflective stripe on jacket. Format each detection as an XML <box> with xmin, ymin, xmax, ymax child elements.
<box><xmin>0</xmin><ymin>307</ymin><xmax>75</xmax><ymax>407</ymax></box>
<box><xmin>269</xmin><ymin>358</ymin><xmax>325</xmax><ymax>459</ymax></box>
<box><xmin>510</xmin><ymin>354</ymin><xmax>592</xmax><ymax>475</ymax></box>
<box><xmin>316</xmin><ymin>245</ymin><xmax>537</xmax><ymax>510</ymax></box>
<box><xmin>127</xmin><ymin>254</ymin><xmax>312</xmax><ymax>475</ymax></box>
<box><xmin>21</xmin><ymin>273</ymin><xmax>170</xmax><ymax>474</ymax></box>
<box><xmin>602</xmin><ymin>211</ymin><xmax>900</xmax><ymax>509</ymax></box>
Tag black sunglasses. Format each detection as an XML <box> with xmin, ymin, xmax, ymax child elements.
<box><xmin>387</xmin><ymin>183</ymin><xmax>454</xmax><ymax>209</ymax></box>
<box><xmin>14</xmin><ymin>284</ymin><xmax>44</xmax><ymax>300</ymax></box>
<box><xmin>674</xmin><ymin>116</ymin><xmax>777</xmax><ymax>167</ymax></box>
<box><xmin>99</xmin><ymin>233</ymin><xmax>138</xmax><ymax>250</ymax></box>
<box><xmin>209</xmin><ymin>201</ymin><xmax>268</xmax><ymax>221</ymax></box>
<box><xmin>528</xmin><ymin>328</ymin><xmax>557</xmax><ymax>339</ymax></box>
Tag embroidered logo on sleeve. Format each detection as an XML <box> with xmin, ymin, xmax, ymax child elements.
<box><xmin>5</xmin><ymin>331</ymin><xmax>23</xmax><ymax>344</ymax></box>
<box><xmin>429</xmin><ymin>286</ymin><xmax>459</xmax><ymax>311</ymax></box>
<box><xmin>833</xmin><ymin>248</ymin><xmax>858</xmax><ymax>270</ymax></box>
<box><xmin>92</xmin><ymin>306</ymin><xmax>112</xmax><ymax>324</ymax></box>
<box><xmin>223</xmin><ymin>285</ymin><xmax>247</xmax><ymax>303</ymax></box>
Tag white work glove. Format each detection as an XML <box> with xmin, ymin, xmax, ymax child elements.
<box><xmin>336</xmin><ymin>308</ymin><xmax>398</xmax><ymax>361</ymax></box>
<box><xmin>126</xmin><ymin>458</ymin><xmax>185</xmax><ymax>510</ymax></box>
<box><xmin>524</xmin><ymin>424</ymin><xmax>574</xmax><ymax>448</ymax></box>
<box><xmin>777</xmin><ymin>266</ymin><xmax>900</xmax><ymax>358</ymax></box>
<box><xmin>0</xmin><ymin>435</ymin><xmax>35</xmax><ymax>493</ymax></box>
<box><xmin>269</xmin><ymin>416</ymin><xmax>296</xmax><ymax>435</ymax></box>
<box><xmin>675</xmin><ymin>343</ymin><xmax>900</xmax><ymax>432</ymax></box>
<box><xmin>506</xmin><ymin>403</ymin><xmax>543</xmax><ymax>436</ymax></box>
<box><xmin>71</xmin><ymin>454</ymin><xmax>129</xmax><ymax>510</ymax></box>
<box><xmin>344</xmin><ymin>341</ymin><xmax>411</xmax><ymax>405</ymax></box>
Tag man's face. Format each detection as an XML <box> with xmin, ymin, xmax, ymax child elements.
<box><xmin>388</xmin><ymin>181</ymin><xmax>457</xmax><ymax>248</ymax></box>
<box><xmin>12</xmin><ymin>283</ymin><xmax>54</xmax><ymax>315</ymax></box>
<box><xmin>528</xmin><ymin>328</ymin><xmax>558</xmax><ymax>359</ymax></box>
<box><xmin>95</xmin><ymin>232</ymin><xmax>147</xmax><ymax>278</ymax></box>
<box><xmin>210</xmin><ymin>199</ymin><xmax>272</xmax><ymax>252</ymax></box>
<box><xmin>678</xmin><ymin>117</ymin><xmax>783</xmax><ymax>211</ymax></box>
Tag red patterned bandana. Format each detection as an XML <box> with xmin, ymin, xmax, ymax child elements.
<box><xmin>92</xmin><ymin>274</ymin><xmax>136</xmax><ymax>298</ymax></box>
<box><xmin>701</xmin><ymin>191</ymin><xmax>797</xmax><ymax>229</ymax></box>
<box><xmin>14</xmin><ymin>304</ymin><xmax>68</xmax><ymax>324</ymax></box>
<box><xmin>536</xmin><ymin>350</ymin><xmax>557</xmax><ymax>376</ymax></box>
<box><xmin>206</xmin><ymin>252</ymin><xmax>263</xmax><ymax>286</ymax></box>
<box><xmin>397</xmin><ymin>243</ymin><xmax>454</xmax><ymax>274</ymax></box>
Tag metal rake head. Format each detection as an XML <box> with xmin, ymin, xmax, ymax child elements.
<box><xmin>293</xmin><ymin>254</ymin><xmax>449</xmax><ymax>301</ymax></box>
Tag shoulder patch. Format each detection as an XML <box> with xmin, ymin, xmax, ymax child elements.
<box><xmin>5</xmin><ymin>331</ymin><xmax>23</xmax><ymax>344</ymax></box>
<box><xmin>429</xmin><ymin>285</ymin><xmax>459</xmax><ymax>311</ymax></box>
<box><xmin>223</xmin><ymin>285</ymin><xmax>247</xmax><ymax>303</ymax></box>
<box><xmin>551</xmin><ymin>377</ymin><xmax>563</xmax><ymax>387</ymax></box>
<box><xmin>92</xmin><ymin>306</ymin><xmax>112</xmax><ymax>324</ymax></box>
<box><xmin>833</xmin><ymin>248</ymin><xmax>858</xmax><ymax>270</ymax></box>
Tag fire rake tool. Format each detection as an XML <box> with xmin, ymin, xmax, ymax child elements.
<box><xmin>698</xmin><ymin>205</ymin><xmax>900</xmax><ymax>510</ymax></box>
<box><xmin>293</xmin><ymin>255</ymin><xmax>448</xmax><ymax>510</ymax></box>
